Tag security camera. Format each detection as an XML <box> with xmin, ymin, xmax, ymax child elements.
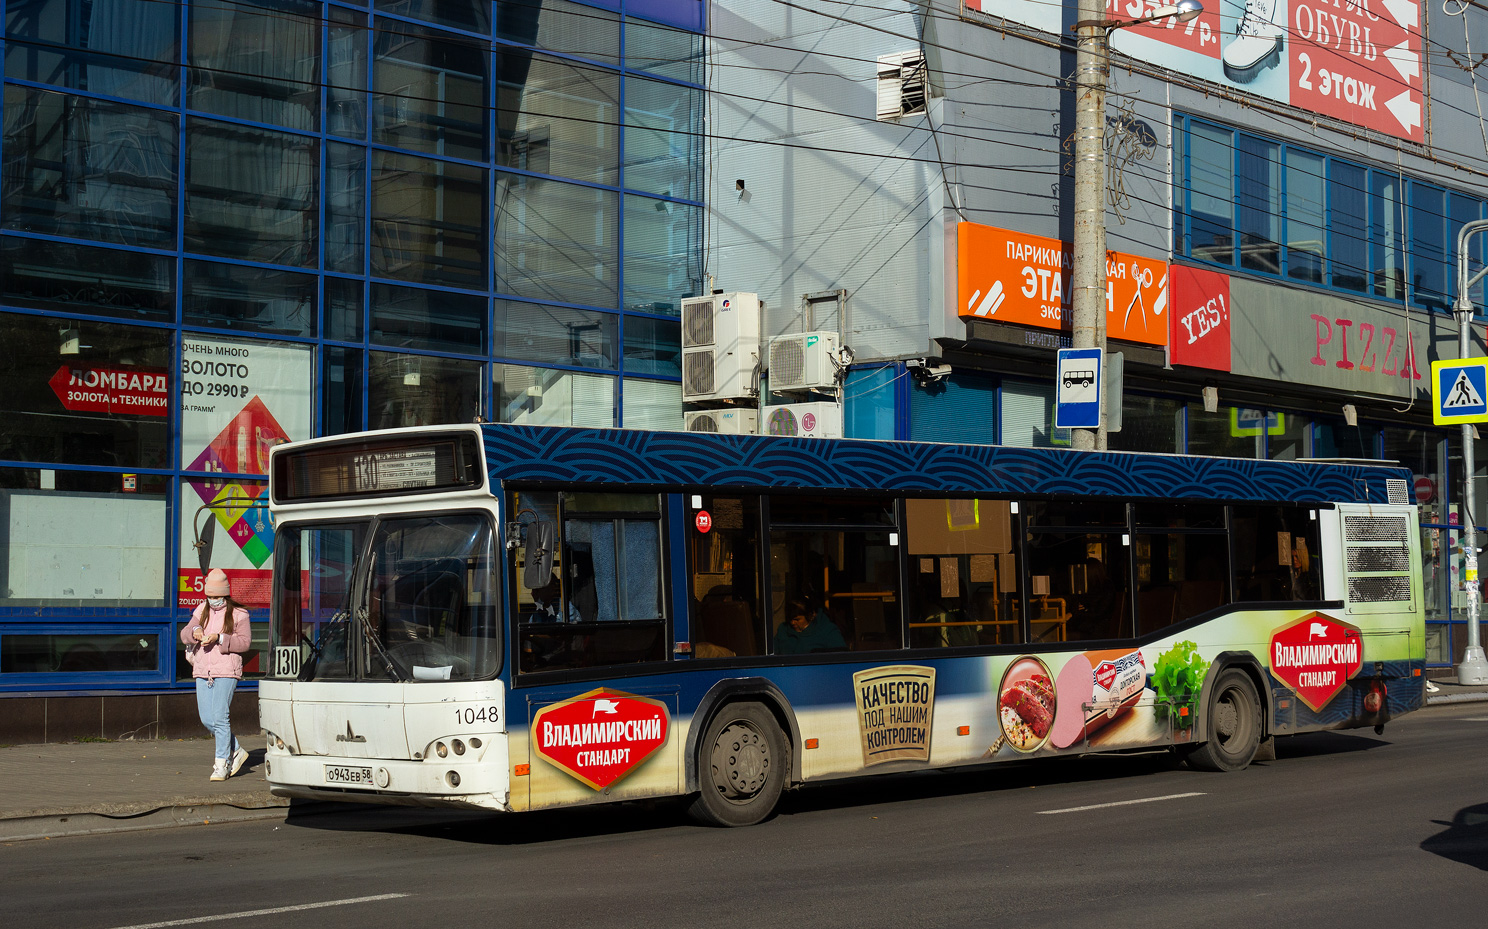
<box><xmin>925</xmin><ymin>364</ymin><xmax>952</xmax><ymax>381</ymax></box>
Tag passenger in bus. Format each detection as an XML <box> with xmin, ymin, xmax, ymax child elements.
<box><xmin>773</xmin><ymin>598</ymin><xmax>847</xmax><ymax>654</ymax></box>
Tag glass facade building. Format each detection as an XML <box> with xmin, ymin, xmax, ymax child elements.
<box><xmin>0</xmin><ymin>0</ymin><xmax>703</xmax><ymax>693</ymax></box>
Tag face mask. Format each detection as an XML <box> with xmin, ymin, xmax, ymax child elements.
<box><xmin>208</xmin><ymin>597</ymin><xmax>226</xmax><ymax>609</ymax></box>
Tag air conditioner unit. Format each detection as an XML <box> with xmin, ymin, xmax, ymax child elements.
<box><xmin>769</xmin><ymin>331</ymin><xmax>839</xmax><ymax>391</ymax></box>
<box><xmin>761</xmin><ymin>402</ymin><xmax>843</xmax><ymax>439</ymax></box>
<box><xmin>681</xmin><ymin>292</ymin><xmax>761</xmax><ymax>401</ymax></box>
<box><xmin>684</xmin><ymin>408</ymin><xmax>758</xmax><ymax>434</ymax></box>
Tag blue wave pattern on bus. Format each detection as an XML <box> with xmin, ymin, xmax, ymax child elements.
<box><xmin>481</xmin><ymin>426</ymin><xmax>1400</xmax><ymax>504</ymax></box>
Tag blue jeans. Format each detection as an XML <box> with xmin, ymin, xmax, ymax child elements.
<box><xmin>195</xmin><ymin>677</ymin><xmax>241</xmax><ymax>761</ymax></box>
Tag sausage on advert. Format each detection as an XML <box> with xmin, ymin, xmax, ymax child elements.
<box><xmin>1049</xmin><ymin>648</ymin><xmax>1146</xmax><ymax>750</ymax></box>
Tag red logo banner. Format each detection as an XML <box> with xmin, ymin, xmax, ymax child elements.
<box><xmin>49</xmin><ymin>365</ymin><xmax>169</xmax><ymax>417</ymax></box>
<box><xmin>1269</xmin><ymin>613</ymin><xmax>1364</xmax><ymax>712</ymax></box>
<box><xmin>531</xmin><ymin>689</ymin><xmax>670</xmax><ymax>790</ymax></box>
<box><xmin>1168</xmin><ymin>266</ymin><xmax>1231</xmax><ymax>372</ymax></box>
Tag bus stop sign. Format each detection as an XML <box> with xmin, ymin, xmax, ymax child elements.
<box><xmin>1054</xmin><ymin>348</ymin><xmax>1103</xmax><ymax>430</ymax></box>
<box><xmin>1432</xmin><ymin>358</ymin><xmax>1488</xmax><ymax>425</ymax></box>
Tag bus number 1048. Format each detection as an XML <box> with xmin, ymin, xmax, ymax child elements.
<box><xmin>456</xmin><ymin>705</ymin><xmax>499</xmax><ymax>726</ymax></box>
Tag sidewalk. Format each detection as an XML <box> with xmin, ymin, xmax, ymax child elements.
<box><xmin>3</xmin><ymin>681</ymin><xmax>1486</xmax><ymax>843</ymax></box>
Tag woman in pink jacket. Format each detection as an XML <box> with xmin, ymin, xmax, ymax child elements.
<box><xmin>180</xmin><ymin>568</ymin><xmax>252</xmax><ymax>781</ymax></box>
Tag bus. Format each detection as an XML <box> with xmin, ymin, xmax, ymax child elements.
<box><xmin>259</xmin><ymin>423</ymin><xmax>1425</xmax><ymax>826</ymax></box>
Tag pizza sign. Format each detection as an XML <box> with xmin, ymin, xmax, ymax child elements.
<box><xmin>530</xmin><ymin>688</ymin><xmax>670</xmax><ymax>790</ymax></box>
<box><xmin>1270</xmin><ymin>613</ymin><xmax>1364</xmax><ymax>712</ymax></box>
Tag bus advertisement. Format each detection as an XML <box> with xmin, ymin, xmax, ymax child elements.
<box><xmin>258</xmin><ymin>424</ymin><xmax>1424</xmax><ymax>826</ymax></box>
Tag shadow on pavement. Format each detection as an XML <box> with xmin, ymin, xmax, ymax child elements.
<box><xmin>1274</xmin><ymin>729</ymin><xmax>1389</xmax><ymax>760</ymax></box>
<box><xmin>1422</xmin><ymin>803</ymin><xmax>1488</xmax><ymax>871</ymax></box>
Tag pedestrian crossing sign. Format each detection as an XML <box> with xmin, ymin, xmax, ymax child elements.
<box><xmin>1432</xmin><ymin>359</ymin><xmax>1488</xmax><ymax>425</ymax></box>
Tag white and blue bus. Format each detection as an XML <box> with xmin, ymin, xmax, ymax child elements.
<box><xmin>260</xmin><ymin>423</ymin><xmax>1425</xmax><ymax>826</ymax></box>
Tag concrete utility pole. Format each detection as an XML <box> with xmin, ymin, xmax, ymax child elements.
<box><xmin>1069</xmin><ymin>0</ymin><xmax>1203</xmax><ymax>452</ymax></box>
<box><xmin>1453</xmin><ymin>219</ymin><xmax>1488</xmax><ymax>685</ymax></box>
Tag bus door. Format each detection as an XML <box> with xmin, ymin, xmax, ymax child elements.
<box><xmin>520</xmin><ymin>687</ymin><xmax>682</xmax><ymax>812</ymax></box>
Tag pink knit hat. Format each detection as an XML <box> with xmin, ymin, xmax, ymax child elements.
<box><xmin>204</xmin><ymin>568</ymin><xmax>230</xmax><ymax>597</ymax></box>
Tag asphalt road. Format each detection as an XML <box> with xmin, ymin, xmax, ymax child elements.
<box><xmin>5</xmin><ymin>702</ymin><xmax>1488</xmax><ymax>929</ymax></box>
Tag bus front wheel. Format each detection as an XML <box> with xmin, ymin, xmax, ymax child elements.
<box><xmin>688</xmin><ymin>701</ymin><xmax>787</xmax><ymax>827</ymax></box>
<box><xmin>1186</xmin><ymin>669</ymin><xmax>1262</xmax><ymax>772</ymax></box>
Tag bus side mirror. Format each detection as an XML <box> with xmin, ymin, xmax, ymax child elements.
<box><xmin>197</xmin><ymin>518</ymin><xmax>216</xmax><ymax>576</ymax></box>
<box><xmin>522</xmin><ymin>520</ymin><xmax>556</xmax><ymax>589</ymax></box>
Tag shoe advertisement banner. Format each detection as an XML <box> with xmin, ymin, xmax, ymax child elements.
<box><xmin>177</xmin><ymin>335</ymin><xmax>311</xmax><ymax>609</ymax></box>
<box><xmin>965</xmin><ymin>0</ymin><xmax>1423</xmax><ymax>142</ymax></box>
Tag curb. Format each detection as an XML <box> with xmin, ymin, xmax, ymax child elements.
<box><xmin>0</xmin><ymin>801</ymin><xmax>291</xmax><ymax>843</ymax></box>
<box><xmin>1427</xmin><ymin>691</ymin><xmax>1488</xmax><ymax>705</ymax></box>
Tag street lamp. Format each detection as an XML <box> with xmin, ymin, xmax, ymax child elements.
<box><xmin>1070</xmin><ymin>0</ymin><xmax>1203</xmax><ymax>452</ymax></box>
<box><xmin>1453</xmin><ymin>218</ymin><xmax>1488</xmax><ymax>684</ymax></box>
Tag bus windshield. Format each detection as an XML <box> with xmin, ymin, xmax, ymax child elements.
<box><xmin>271</xmin><ymin>513</ymin><xmax>501</xmax><ymax>682</ymax></box>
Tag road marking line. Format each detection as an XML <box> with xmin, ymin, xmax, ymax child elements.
<box><xmin>1037</xmin><ymin>792</ymin><xmax>1206</xmax><ymax>815</ymax></box>
<box><xmin>1459</xmin><ymin>717</ymin><xmax>1488</xmax><ymax>722</ymax></box>
<box><xmin>103</xmin><ymin>894</ymin><xmax>410</xmax><ymax>929</ymax></box>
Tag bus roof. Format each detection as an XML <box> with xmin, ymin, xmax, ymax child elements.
<box><xmin>479</xmin><ymin>424</ymin><xmax>1410</xmax><ymax>506</ymax></box>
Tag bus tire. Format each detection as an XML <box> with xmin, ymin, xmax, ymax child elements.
<box><xmin>687</xmin><ymin>701</ymin><xmax>786</xmax><ymax>827</ymax></box>
<box><xmin>1186</xmin><ymin>668</ymin><xmax>1262</xmax><ymax>772</ymax></box>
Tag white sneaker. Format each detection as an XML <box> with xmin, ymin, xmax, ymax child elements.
<box><xmin>210</xmin><ymin>759</ymin><xmax>228</xmax><ymax>782</ymax></box>
<box><xmin>229</xmin><ymin>746</ymin><xmax>250</xmax><ymax>777</ymax></box>
<box><xmin>1223</xmin><ymin>0</ymin><xmax>1284</xmax><ymax>83</ymax></box>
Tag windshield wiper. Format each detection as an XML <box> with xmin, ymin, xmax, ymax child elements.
<box><xmin>357</xmin><ymin>606</ymin><xmax>402</xmax><ymax>682</ymax></box>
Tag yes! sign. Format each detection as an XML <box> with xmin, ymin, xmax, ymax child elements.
<box><xmin>1270</xmin><ymin>613</ymin><xmax>1364</xmax><ymax>712</ymax></box>
<box><xmin>530</xmin><ymin>688</ymin><xmax>670</xmax><ymax>790</ymax></box>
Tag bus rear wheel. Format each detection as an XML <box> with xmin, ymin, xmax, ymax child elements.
<box><xmin>1186</xmin><ymin>669</ymin><xmax>1262</xmax><ymax>772</ymax></box>
<box><xmin>688</xmin><ymin>701</ymin><xmax>787</xmax><ymax>827</ymax></box>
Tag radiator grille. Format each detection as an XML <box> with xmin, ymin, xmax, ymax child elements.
<box><xmin>1346</xmin><ymin>547</ymin><xmax>1410</xmax><ymax>572</ymax></box>
<box><xmin>1348</xmin><ymin>576</ymin><xmax>1412</xmax><ymax>602</ymax></box>
<box><xmin>1345</xmin><ymin>515</ymin><xmax>1409</xmax><ymax>543</ymax></box>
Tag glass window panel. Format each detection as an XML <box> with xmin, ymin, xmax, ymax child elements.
<box><xmin>2</xmin><ymin>86</ymin><xmax>177</xmax><ymax>248</ymax></box>
<box><xmin>372</xmin><ymin>150</ymin><xmax>487</xmax><ymax>288</ymax></box>
<box><xmin>1450</xmin><ymin>193</ymin><xmax>1486</xmax><ymax>307</ymax></box>
<box><xmin>325</xmin><ymin>276</ymin><xmax>364</xmax><ymax>342</ymax></box>
<box><xmin>1</xmin><ymin>632</ymin><xmax>160</xmax><ymax>671</ymax></box>
<box><xmin>494</xmin><ymin>298</ymin><xmax>617</xmax><ymax>368</ymax></box>
<box><xmin>369</xmin><ymin>350</ymin><xmax>482</xmax><ymax>428</ymax></box>
<box><xmin>624</xmin><ymin>76</ymin><xmax>700</xmax><ymax>200</ymax></box>
<box><xmin>1329</xmin><ymin>161</ymin><xmax>1368</xmax><ymax>292</ymax></box>
<box><xmin>1267</xmin><ymin>411</ymin><xmax>1310</xmax><ymax>460</ymax></box>
<box><xmin>0</xmin><ymin>468</ymin><xmax>167</xmax><ymax>608</ymax></box>
<box><xmin>1108</xmin><ymin>394</ymin><xmax>1181</xmax><ymax>453</ymax></box>
<box><xmin>1172</xmin><ymin>116</ymin><xmax>1186</xmax><ymax>253</ymax></box>
<box><xmin>1186</xmin><ymin>402</ymin><xmax>1262</xmax><ymax>458</ymax></box>
<box><xmin>271</xmin><ymin>520</ymin><xmax>367</xmax><ymax>681</ymax></box>
<box><xmin>322</xmin><ymin>345</ymin><xmax>365</xmax><ymax>436</ymax></box>
<box><xmin>621</xmin><ymin>378</ymin><xmax>680</xmax><ymax>430</ymax></box>
<box><xmin>373</xmin><ymin>21</ymin><xmax>487</xmax><ymax>161</ymax></box>
<box><xmin>1023</xmin><ymin>526</ymin><xmax>1132</xmax><ymax>642</ymax></box>
<box><xmin>178</xmin><ymin>333</ymin><xmax>312</xmax><ymax>474</ymax></box>
<box><xmin>497</xmin><ymin>0</ymin><xmax>619</xmax><ymax>67</ymax></box>
<box><xmin>186</xmin><ymin>119</ymin><xmax>318</xmax><ymax>266</ymax></box>
<box><xmin>625</xmin><ymin>15</ymin><xmax>702</xmax><ymax>84</ymax></box>
<box><xmin>183</xmin><ymin>260</ymin><xmax>317</xmax><ymax>337</ymax></box>
<box><xmin>690</xmin><ymin>495</ymin><xmax>765</xmax><ymax>658</ymax></box>
<box><xmin>496</xmin><ymin>173</ymin><xmax>617</xmax><ymax>308</ymax></box>
<box><xmin>906</xmin><ymin>498</ymin><xmax>1020</xmax><ymax>648</ymax></box>
<box><xmin>1232</xmin><ymin>505</ymin><xmax>1321</xmax><ymax>601</ymax></box>
<box><xmin>328</xmin><ymin>7</ymin><xmax>368</xmax><ymax>138</ymax></box>
<box><xmin>770</xmin><ymin>495</ymin><xmax>896</xmax><ymax>526</ymax></box>
<box><xmin>1237</xmin><ymin>134</ymin><xmax>1280</xmax><ymax>275</ymax></box>
<box><xmin>178</xmin><ymin>478</ymin><xmax>274</xmax><ymax>610</ymax></box>
<box><xmin>1025</xmin><ymin>499</ymin><xmax>1126</xmax><ymax>528</ymax></box>
<box><xmin>0</xmin><ymin>313</ymin><xmax>171</xmax><ymax>467</ymax></box>
<box><xmin>621</xmin><ymin>315</ymin><xmax>679</xmax><ymax>377</ymax></box>
<box><xmin>845</xmin><ymin>366</ymin><xmax>896</xmax><ymax>440</ymax></box>
<box><xmin>624</xmin><ymin>194</ymin><xmax>701</xmax><ymax>315</ymax></box>
<box><xmin>377</xmin><ymin>0</ymin><xmax>491</xmax><ymax>35</ymax></box>
<box><xmin>188</xmin><ymin>0</ymin><xmax>319</xmax><ymax>131</ymax></box>
<box><xmin>1134</xmin><ymin>532</ymin><xmax>1230</xmax><ymax>633</ymax></box>
<box><xmin>1411</xmin><ymin>183</ymin><xmax>1448</xmax><ymax>310</ymax></box>
<box><xmin>1</xmin><ymin>236</ymin><xmax>173</xmax><ymax>323</ymax></box>
<box><xmin>1313</xmin><ymin>417</ymin><xmax>1373</xmax><ymax>458</ymax></box>
<box><xmin>493</xmin><ymin>362</ymin><xmax>613</xmax><ymax>427</ymax></box>
<box><xmin>1187</xmin><ymin>122</ymin><xmax>1233</xmax><ymax>266</ymax></box>
<box><xmin>1371</xmin><ymin>171</ymin><xmax>1405</xmax><ymax>300</ymax></box>
<box><xmin>1000</xmin><ymin>379</ymin><xmax>1065</xmax><ymax>448</ymax></box>
<box><xmin>768</xmin><ymin>527</ymin><xmax>901</xmax><ymax>652</ymax></box>
<box><xmin>496</xmin><ymin>52</ymin><xmax>619</xmax><ymax>185</ymax></box>
<box><xmin>1132</xmin><ymin>502</ymin><xmax>1225</xmax><ymax>529</ymax></box>
<box><xmin>1285</xmin><ymin>149</ymin><xmax>1325</xmax><ymax>284</ymax></box>
<box><xmin>327</xmin><ymin>141</ymin><xmax>366</xmax><ymax>274</ymax></box>
<box><xmin>5</xmin><ymin>0</ymin><xmax>179</xmax><ymax>105</ymax></box>
<box><xmin>370</xmin><ymin>281</ymin><xmax>486</xmax><ymax>353</ymax></box>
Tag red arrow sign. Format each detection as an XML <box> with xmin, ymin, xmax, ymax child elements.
<box><xmin>1270</xmin><ymin>613</ymin><xmax>1364</xmax><ymax>712</ymax></box>
<box><xmin>49</xmin><ymin>365</ymin><xmax>169</xmax><ymax>417</ymax></box>
<box><xmin>531</xmin><ymin>688</ymin><xmax>670</xmax><ymax>790</ymax></box>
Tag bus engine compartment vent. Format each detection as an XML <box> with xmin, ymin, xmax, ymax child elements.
<box><xmin>1347</xmin><ymin>575</ymin><xmax>1412</xmax><ymax>603</ymax></box>
<box><xmin>1386</xmin><ymin>479</ymin><xmax>1408</xmax><ymax>504</ymax></box>
<box><xmin>1344</xmin><ymin>515</ymin><xmax>1409</xmax><ymax>543</ymax></box>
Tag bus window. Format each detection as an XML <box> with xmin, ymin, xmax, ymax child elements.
<box><xmin>689</xmin><ymin>495</ymin><xmax>765</xmax><ymax>659</ymax></box>
<box><xmin>512</xmin><ymin>490</ymin><xmax>666</xmax><ymax>673</ymax></box>
<box><xmin>768</xmin><ymin>495</ymin><xmax>901</xmax><ymax>653</ymax></box>
<box><xmin>365</xmin><ymin>513</ymin><xmax>501</xmax><ymax>681</ymax></box>
<box><xmin>1132</xmin><ymin>503</ymin><xmax>1231</xmax><ymax>633</ymax></box>
<box><xmin>905</xmin><ymin>498</ymin><xmax>1020</xmax><ymax>648</ymax></box>
<box><xmin>1024</xmin><ymin>501</ymin><xmax>1131</xmax><ymax>642</ymax></box>
<box><xmin>272</xmin><ymin>521</ymin><xmax>367</xmax><ymax>680</ymax></box>
<box><xmin>1232</xmin><ymin>505</ymin><xmax>1322</xmax><ymax>602</ymax></box>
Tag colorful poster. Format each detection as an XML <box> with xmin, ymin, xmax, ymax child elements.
<box><xmin>853</xmin><ymin>665</ymin><xmax>936</xmax><ymax>765</ymax></box>
<box><xmin>965</xmin><ymin>0</ymin><xmax>1423</xmax><ymax>142</ymax></box>
<box><xmin>48</xmin><ymin>364</ymin><xmax>169</xmax><ymax>416</ymax></box>
<box><xmin>957</xmin><ymin>222</ymin><xmax>1169</xmax><ymax>346</ymax></box>
<box><xmin>530</xmin><ymin>689</ymin><xmax>672</xmax><ymax>790</ymax></box>
<box><xmin>178</xmin><ymin>336</ymin><xmax>310</xmax><ymax>609</ymax></box>
<box><xmin>1168</xmin><ymin>265</ymin><xmax>1232</xmax><ymax>371</ymax></box>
